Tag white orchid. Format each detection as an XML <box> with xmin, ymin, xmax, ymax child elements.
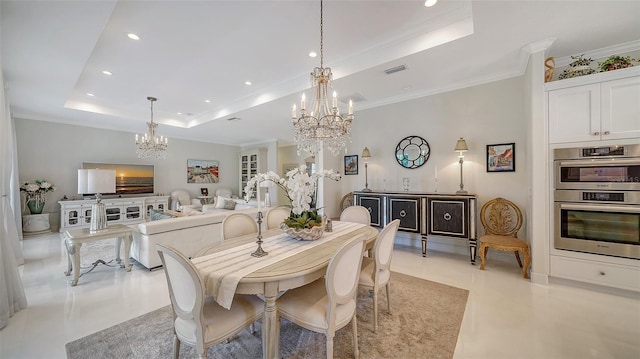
<box><xmin>20</xmin><ymin>179</ymin><xmax>55</xmax><ymax>209</ymax></box>
<box><xmin>244</xmin><ymin>165</ymin><xmax>341</xmax><ymax>222</ymax></box>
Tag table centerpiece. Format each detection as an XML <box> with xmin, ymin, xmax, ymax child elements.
<box><xmin>244</xmin><ymin>165</ymin><xmax>341</xmax><ymax>240</ymax></box>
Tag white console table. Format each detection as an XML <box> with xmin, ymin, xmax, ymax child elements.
<box><xmin>62</xmin><ymin>224</ymin><xmax>133</xmax><ymax>286</ymax></box>
<box><xmin>58</xmin><ymin>195</ymin><xmax>169</xmax><ymax>232</ymax></box>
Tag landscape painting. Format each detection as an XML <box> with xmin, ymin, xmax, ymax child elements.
<box><xmin>187</xmin><ymin>159</ymin><xmax>220</xmax><ymax>183</ymax></box>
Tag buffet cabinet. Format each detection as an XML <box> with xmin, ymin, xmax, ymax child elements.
<box><xmin>58</xmin><ymin>196</ymin><xmax>169</xmax><ymax>232</ymax></box>
<box><xmin>354</xmin><ymin>191</ymin><xmax>477</xmax><ymax>263</ymax></box>
<box><xmin>239</xmin><ymin>148</ymin><xmax>267</xmax><ymax>199</ymax></box>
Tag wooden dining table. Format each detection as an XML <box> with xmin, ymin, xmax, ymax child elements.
<box><xmin>192</xmin><ymin>221</ymin><xmax>379</xmax><ymax>359</ymax></box>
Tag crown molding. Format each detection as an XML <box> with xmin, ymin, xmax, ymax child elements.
<box><xmin>554</xmin><ymin>39</ymin><xmax>640</xmax><ymax>67</ymax></box>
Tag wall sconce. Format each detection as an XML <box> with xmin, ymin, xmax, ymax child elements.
<box><xmin>78</xmin><ymin>169</ymin><xmax>116</xmax><ymax>233</ymax></box>
<box><xmin>454</xmin><ymin>137</ymin><xmax>469</xmax><ymax>194</ymax></box>
<box><xmin>361</xmin><ymin>147</ymin><xmax>372</xmax><ymax>192</ymax></box>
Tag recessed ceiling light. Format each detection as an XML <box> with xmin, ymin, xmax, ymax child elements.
<box><xmin>102</xmin><ymin>70</ymin><xmax>112</xmax><ymax>76</ymax></box>
<box><xmin>127</xmin><ymin>33</ymin><xmax>140</xmax><ymax>40</ymax></box>
<box><xmin>424</xmin><ymin>0</ymin><xmax>437</xmax><ymax>7</ymax></box>
<box><xmin>245</xmin><ymin>81</ymin><xmax>252</xmax><ymax>86</ymax></box>
<box><xmin>177</xmin><ymin>112</ymin><xmax>182</xmax><ymax>115</ymax></box>
<box><xmin>204</xmin><ymin>99</ymin><xmax>211</xmax><ymax>103</ymax></box>
<box><xmin>309</xmin><ymin>51</ymin><xmax>317</xmax><ymax>58</ymax></box>
<box><xmin>87</xmin><ymin>93</ymin><xmax>95</xmax><ymax>97</ymax></box>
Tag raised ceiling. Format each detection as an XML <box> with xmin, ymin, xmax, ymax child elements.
<box><xmin>2</xmin><ymin>0</ymin><xmax>640</xmax><ymax>147</ymax></box>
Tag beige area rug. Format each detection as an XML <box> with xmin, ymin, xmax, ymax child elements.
<box><xmin>66</xmin><ymin>272</ymin><xmax>468</xmax><ymax>359</ymax></box>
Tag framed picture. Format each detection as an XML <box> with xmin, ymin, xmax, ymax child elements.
<box><xmin>200</xmin><ymin>188</ymin><xmax>209</xmax><ymax>196</ymax></box>
<box><xmin>187</xmin><ymin>159</ymin><xmax>220</xmax><ymax>183</ymax></box>
<box><xmin>344</xmin><ymin>155</ymin><xmax>358</xmax><ymax>175</ymax></box>
<box><xmin>487</xmin><ymin>143</ymin><xmax>515</xmax><ymax>172</ymax></box>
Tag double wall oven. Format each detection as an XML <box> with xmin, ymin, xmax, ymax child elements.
<box><xmin>554</xmin><ymin>144</ymin><xmax>640</xmax><ymax>260</ymax></box>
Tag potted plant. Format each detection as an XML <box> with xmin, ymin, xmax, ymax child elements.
<box><xmin>598</xmin><ymin>55</ymin><xmax>638</xmax><ymax>72</ymax></box>
<box><xmin>244</xmin><ymin>165</ymin><xmax>341</xmax><ymax>240</ymax></box>
<box><xmin>20</xmin><ymin>179</ymin><xmax>55</xmax><ymax>214</ymax></box>
<box><xmin>558</xmin><ymin>55</ymin><xmax>596</xmax><ymax>80</ymax></box>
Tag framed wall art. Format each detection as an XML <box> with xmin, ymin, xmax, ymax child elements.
<box><xmin>344</xmin><ymin>155</ymin><xmax>358</xmax><ymax>175</ymax></box>
<box><xmin>187</xmin><ymin>159</ymin><xmax>220</xmax><ymax>183</ymax></box>
<box><xmin>487</xmin><ymin>143</ymin><xmax>515</xmax><ymax>172</ymax></box>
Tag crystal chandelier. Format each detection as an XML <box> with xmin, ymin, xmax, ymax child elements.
<box><xmin>291</xmin><ymin>0</ymin><xmax>354</xmax><ymax>156</ymax></box>
<box><xmin>135</xmin><ymin>96</ymin><xmax>168</xmax><ymax>159</ymax></box>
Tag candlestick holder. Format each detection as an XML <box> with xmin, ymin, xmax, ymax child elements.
<box><xmin>251</xmin><ymin>211</ymin><xmax>268</xmax><ymax>257</ymax></box>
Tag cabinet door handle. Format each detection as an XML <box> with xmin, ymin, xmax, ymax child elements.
<box><xmin>603</xmin><ymin>131</ymin><xmax>610</xmax><ymax>135</ymax></box>
<box><xmin>599</xmin><ymin>271</ymin><xmax>606</xmax><ymax>276</ymax></box>
<box><xmin>593</xmin><ymin>131</ymin><xmax>600</xmax><ymax>136</ymax></box>
<box><xmin>443</xmin><ymin>212</ymin><xmax>452</xmax><ymax>221</ymax></box>
<box><xmin>399</xmin><ymin>209</ymin><xmax>407</xmax><ymax>218</ymax></box>
<box><xmin>367</xmin><ymin>207</ymin><xmax>372</xmax><ymax>213</ymax></box>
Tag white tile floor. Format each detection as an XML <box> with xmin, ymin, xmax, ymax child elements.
<box><xmin>1</xmin><ymin>232</ymin><xmax>639</xmax><ymax>359</ymax></box>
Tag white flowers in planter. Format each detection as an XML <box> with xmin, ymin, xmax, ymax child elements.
<box><xmin>20</xmin><ymin>179</ymin><xmax>55</xmax><ymax>208</ymax></box>
<box><xmin>244</xmin><ymin>165</ymin><xmax>341</xmax><ymax>216</ymax></box>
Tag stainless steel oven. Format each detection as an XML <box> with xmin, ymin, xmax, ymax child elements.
<box><xmin>554</xmin><ymin>144</ymin><xmax>640</xmax><ymax>191</ymax></box>
<box><xmin>554</xmin><ymin>190</ymin><xmax>640</xmax><ymax>259</ymax></box>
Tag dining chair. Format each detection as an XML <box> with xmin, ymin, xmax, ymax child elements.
<box><xmin>156</xmin><ymin>243</ymin><xmax>264</xmax><ymax>359</ymax></box>
<box><xmin>339</xmin><ymin>205</ymin><xmax>371</xmax><ymax>225</ymax></box>
<box><xmin>266</xmin><ymin>205</ymin><xmax>291</xmax><ymax>229</ymax></box>
<box><xmin>221</xmin><ymin>212</ymin><xmax>258</xmax><ymax>240</ymax></box>
<box><xmin>358</xmin><ymin>219</ymin><xmax>400</xmax><ymax>332</ymax></box>
<box><xmin>478</xmin><ymin>197</ymin><xmax>531</xmax><ymax>278</ymax></box>
<box><xmin>277</xmin><ymin>234</ymin><xmax>367</xmax><ymax>359</ymax></box>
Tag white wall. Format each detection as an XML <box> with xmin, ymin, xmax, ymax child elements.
<box><xmin>15</xmin><ymin>118</ymin><xmax>241</xmax><ymax>231</ymax></box>
<box><xmin>339</xmin><ymin>76</ymin><xmax>529</xmax><ymax>224</ymax></box>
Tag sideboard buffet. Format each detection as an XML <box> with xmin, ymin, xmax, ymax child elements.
<box><xmin>353</xmin><ymin>191</ymin><xmax>478</xmax><ymax>263</ymax></box>
<box><xmin>58</xmin><ymin>196</ymin><xmax>169</xmax><ymax>232</ymax></box>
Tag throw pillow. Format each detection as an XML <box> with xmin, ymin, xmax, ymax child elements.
<box><xmin>222</xmin><ymin>199</ymin><xmax>236</xmax><ymax>210</ymax></box>
<box><xmin>148</xmin><ymin>209</ymin><xmax>176</xmax><ymax>221</ymax></box>
<box><xmin>215</xmin><ymin>196</ymin><xmax>231</xmax><ymax>209</ymax></box>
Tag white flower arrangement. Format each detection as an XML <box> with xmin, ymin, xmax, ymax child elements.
<box><xmin>20</xmin><ymin>179</ymin><xmax>55</xmax><ymax>208</ymax></box>
<box><xmin>244</xmin><ymin>165</ymin><xmax>341</xmax><ymax>229</ymax></box>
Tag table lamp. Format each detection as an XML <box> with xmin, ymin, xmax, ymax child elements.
<box><xmin>78</xmin><ymin>169</ymin><xmax>116</xmax><ymax>233</ymax></box>
<box><xmin>454</xmin><ymin>137</ymin><xmax>469</xmax><ymax>194</ymax></box>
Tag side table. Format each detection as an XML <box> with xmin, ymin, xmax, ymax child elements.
<box><xmin>22</xmin><ymin>213</ymin><xmax>51</xmax><ymax>235</ymax></box>
<box><xmin>62</xmin><ymin>224</ymin><xmax>133</xmax><ymax>286</ymax></box>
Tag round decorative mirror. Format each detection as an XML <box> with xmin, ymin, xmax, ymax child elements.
<box><xmin>395</xmin><ymin>136</ymin><xmax>430</xmax><ymax>169</ymax></box>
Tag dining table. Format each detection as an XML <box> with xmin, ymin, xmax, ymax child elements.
<box><xmin>191</xmin><ymin>220</ymin><xmax>379</xmax><ymax>359</ymax></box>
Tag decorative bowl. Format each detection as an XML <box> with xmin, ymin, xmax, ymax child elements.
<box><xmin>280</xmin><ymin>223</ymin><xmax>324</xmax><ymax>241</ymax></box>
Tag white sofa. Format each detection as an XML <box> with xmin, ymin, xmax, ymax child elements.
<box><xmin>131</xmin><ymin>206</ymin><xmax>262</xmax><ymax>270</ymax></box>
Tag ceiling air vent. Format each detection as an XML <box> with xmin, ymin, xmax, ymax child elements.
<box><xmin>226</xmin><ymin>117</ymin><xmax>241</xmax><ymax>122</ymax></box>
<box><xmin>384</xmin><ymin>64</ymin><xmax>407</xmax><ymax>75</ymax></box>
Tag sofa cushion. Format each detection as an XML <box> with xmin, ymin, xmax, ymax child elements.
<box><xmin>215</xmin><ymin>196</ymin><xmax>236</xmax><ymax>210</ymax></box>
<box><xmin>148</xmin><ymin>209</ymin><xmax>176</xmax><ymax>221</ymax></box>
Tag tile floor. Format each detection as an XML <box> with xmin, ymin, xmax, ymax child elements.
<box><xmin>1</xmin><ymin>232</ymin><xmax>639</xmax><ymax>358</ymax></box>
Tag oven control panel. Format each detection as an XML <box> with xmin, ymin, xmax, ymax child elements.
<box><xmin>581</xmin><ymin>146</ymin><xmax>625</xmax><ymax>157</ymax></box>
<box><xmin>582</xmin><ymin>192</ymin><xmax>625</xmax><ymax>202</ymax></box>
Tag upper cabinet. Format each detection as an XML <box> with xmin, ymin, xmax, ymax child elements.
<box><xmin>547</xmin><ymin>67</ymin><xmax>640</xmax><ymax>144</ymax></box>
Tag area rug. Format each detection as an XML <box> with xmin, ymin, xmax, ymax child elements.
<box><xmin>66</xmin><ymin>272</ymin><xmax>468</xmax><ymax>359</ymax></box>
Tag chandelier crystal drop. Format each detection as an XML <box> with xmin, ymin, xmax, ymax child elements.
<box><xmin>291</xmin><ymin>0</ymin><xmax>353</xmax><ymax>156</ymax></box>
<box><xmin>135</xmin><ymin>96</ymin><xmax>168</xmax><ymax>159</ymax></box>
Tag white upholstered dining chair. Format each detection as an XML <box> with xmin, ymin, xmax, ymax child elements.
<box><xmin>277</xmin><ymin>234</ymin><xmax>367</xmax><ymax>359</ymax></box>
<box><xmin>339</xmin><ymin>205</ymin><xmax>371</xmax><ymax>225</ymax></box>
<box><xmin>358</xmin><ymin>219</ymin><xmax>400</xmax><ymax>332</ymax></box>
<box><xmin>156</xmin><ymin>243</ymin><xmax>264</xmax><ymax>359</ymax></box>
<box><xmin>265</xmin><ymin>205</ymin><xmax>291</xmax><ymax>229</ymax></box>
<box><xmin>221</xmin><ymin>212</ymin><xmax>258</xmax><ymax>240</ymax></box>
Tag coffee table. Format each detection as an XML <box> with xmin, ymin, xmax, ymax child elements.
<box><xmin>62</xmin><ymin>224</ymin><xmax>133</xmax><ymax>286</ymax></box>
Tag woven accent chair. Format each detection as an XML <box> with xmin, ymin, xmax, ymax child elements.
<box><xmin>478</xmin><ymin>197</ymin><xmax>531</xmax><ymax>278</ymax></box>
<box><xmin>277</xmin><ymin>234</ymin><xmax>367</xmax><ymax>359</ymax></box>
<box><xmin>358</xmin><ymin>219</ymin><xmax>400</xmax><ymax>332</ymax></box>
<box><xmin>156</xmin><ymin>244</ymin><xmax>264</xmax><ymax>359</ymax></box>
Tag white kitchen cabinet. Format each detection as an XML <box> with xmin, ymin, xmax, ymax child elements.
<box><xmin>547</xmin><ymin>67</ymin><xmax>640</xmax><ymax>144</ymax></box>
